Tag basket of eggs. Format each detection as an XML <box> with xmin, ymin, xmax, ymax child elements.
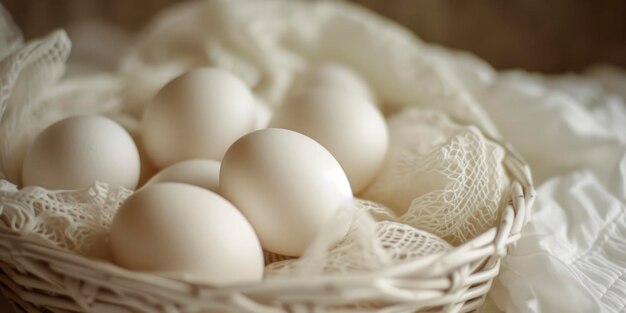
<box><xmin>0</xmin><ymin>1</ymin><xmax>534</xmax><ymax>312</ymax></box>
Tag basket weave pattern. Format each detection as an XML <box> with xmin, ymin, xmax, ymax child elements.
<box><xmin>0</xmin><ymin>143</ymin><xmax>534</xmax><ymax>313</ymax></box>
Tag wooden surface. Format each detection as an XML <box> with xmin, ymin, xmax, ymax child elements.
<box><xmin>2</xmin><ymin>0</ymin><xmax>626</xmax><ymax>73</ymax></box>
<box><xmin>0</xmin><ymin>295</ymin><xmax>12</xmax><ymax>312</ymax></box>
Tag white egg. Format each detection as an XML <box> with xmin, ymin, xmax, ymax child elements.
<box><xmin>220</xmin><ymin>128</ymin><xmax>353</xmax><ymax>257</ymax></box>
<box><xmin>142</xmin><ymin>68</ymin><xmax>255</xmax><ymax>168</ymax></box>
<box><xmin>145</xmin><ymin>159</ymin><xmax>220</xmax><ymax>192</ymax></box>
<box><xmin>292</xmin><ymin>63</ymin><xmax>374</xmax><ymax>101</ymax></box>
<box><xmin>270</xmin><ymin>89</ymin><xmax>388</xmax><ymax>193</ymax></box>
<box><xmin>22</xmin><ymin>115</ymin><xmax>140</xmax><ymax>190</ymax></box>
<box><xmin>110</xmin><ymin>183</ymin><xmax>264</xmax><ymax>285</ymax></box>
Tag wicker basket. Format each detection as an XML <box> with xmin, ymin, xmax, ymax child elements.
<box><xmin>0</xmin><ymin>135</ymin><xmax>534</xmax><ymax>313</ymax></box>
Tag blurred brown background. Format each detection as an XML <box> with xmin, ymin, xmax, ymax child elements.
<box><xmin>2</xmin><ymin>0</ymin><xmax>626</xmax><ymax>73</ymax></box>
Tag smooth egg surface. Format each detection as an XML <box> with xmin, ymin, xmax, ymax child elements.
<box><xmin>145</xmin><ymin>159</ymin><xmax>220</xmax><ymax>192</ymax></box>
<box><xmin>220</xmin><ymin>128</ymin><xmax>353</xmax><ymax>257</ymax></box>
<box><xmin>270</xmin><ymin>89</ymin><xmax>388</xmax><ymax>193</ymax></box>
<box><xmin>110</xmin><ymin>183</ymin><xmax>264</xmax><ymax>285</ymax></box>
<box><xmin>142</xmin><ymin>67</ymin><xmax>255</xmax><ymax>168</ymax></box>
<box><xmin>22</xmin><ymin>115</ymin><xmax>140</xmax><ymax>190</ymax></box>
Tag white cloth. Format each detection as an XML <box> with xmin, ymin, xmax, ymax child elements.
<box><xmin>477</xmin><ymin>68</ymin><xmax>626</xmax><ymax>313</ymax></box>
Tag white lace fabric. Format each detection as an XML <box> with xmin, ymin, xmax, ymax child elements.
<box><xmin>363</xmin><ymin>109</ymin><xmax>508</xmax><ymax>245</ymax></box>
<box><xmin>0</xmin><ymin>181</ymin><xmax>130</xmax><ymax>256</ymax></box>
<box><xmin>265</xmin><ymin>200</ymin><xmax>453</xmax><ymax>277</ymax></box>
<box><xmin>0</xmin><ymin>30</ymin><xmax>71</xmax><ymax>185</ymax></box>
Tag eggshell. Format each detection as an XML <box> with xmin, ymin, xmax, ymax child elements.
<box><xmin>145</xmin><ymin>159</ymin><xmax>220</xmax><ymax>192</ymax></box>
<box><xmin>270</xmin><ymin>89</ymin><xmax>388</xmax><ymax>193</ymax></box>
<box><xmin>22</xmin><ymin>115</ymin><xmax>140</xmax><ymax>190</ymax></box>
<box><xmin>220</xmin><ymin>128</ymin><xmax>353</xmax><ymax>257</ymax></box>
<box><xmin>292</xmin><ymin>63</ymin><xmax>374</xmax><ymax>101</ymax></box>
<box><xmin>141</xmin><ymin>68</ymin><xmax>255</xmax><ymax>168</ymax></box>
<box><xmin>110</xmin><ymin>183</ymin><xmax>264</xmax><ymax>285</ymax></box>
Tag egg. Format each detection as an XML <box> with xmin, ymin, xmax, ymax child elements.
<box><xmin>145</xmin><ymin>159</ymin><xmax>220</xmax><ymax>192</ymax></box>
<box><xmin>141</xmin><ymin>68</ymin><xmax>255</xmax><ymax>168</ymax></box>
<box><xmin>269</xmin><ymin>89</ymin><xmax>388</xmax><ymax>193</ymax></box>
<box><xmin>220</xmin><ymin>128</ymin><xmax>353</xmax><ymax>257</ymax></box>
<box><xmin>22</xmin><ymin>115</ymin><xmax>140</xmax><ymax>190</ymax></box>
<box><xmin>291</xmin><ymin>63</ymin><xmax>374</xmax><ymax>101</ymax></box>
<box><xmin>110</xmin><ymin>183</ymin><xmax>264</xmax><ymax>285</ymax></box>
